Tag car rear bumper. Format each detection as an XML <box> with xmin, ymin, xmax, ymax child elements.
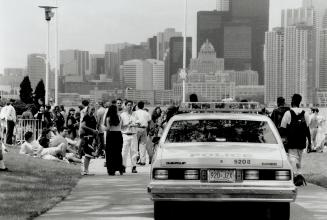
<box><xmin>147</xmin><ymin>182</ymin><xmax>297</xmax><ymax>202</ymax></box>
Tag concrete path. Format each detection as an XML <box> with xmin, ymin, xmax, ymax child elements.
<box><xmin>36</xmin><ymin>159</ymin><xmax>327</xmax><ymax>220</ymax></box>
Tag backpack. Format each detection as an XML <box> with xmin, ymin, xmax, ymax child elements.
<box><xmin>287</xmin><ymin>110</ymin><xmax>307</xmax><ymax>149</ymax></box>
<box><xmin>293</xmin><ymin>174</ymin><xmax>307</xmax><ymax>186</ymax></box>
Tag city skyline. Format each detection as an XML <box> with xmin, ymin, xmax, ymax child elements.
<box><xmin>0</xmin><ymin>0</ymin><xmax>303</xmax><ymax>73</ymax></box>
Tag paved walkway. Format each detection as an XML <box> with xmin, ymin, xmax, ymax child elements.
<box><xmin>36</xmin><ymin>159</ymin><xmax>327</xmax><ymax>220</ymax></box>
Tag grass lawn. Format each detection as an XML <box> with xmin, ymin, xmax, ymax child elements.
<box><xmin>0</xmin><ymin>146</ymin><xmax>81</xmax><ymax>220</ymax></box>
<box><xmin>302</xmin><ymin>151</ymin><xmax>327</xmax><ymax>188</ymax></box>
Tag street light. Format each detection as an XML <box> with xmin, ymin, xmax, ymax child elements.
<box><xmin>181</xmin><ymin>0</ymin><xmax>188</xmax><ymax>103</ymax></box>
<box><xmin>39</xmin><ymin>5</ymin><xmax>57</xmax><ymax>105</ymax></box>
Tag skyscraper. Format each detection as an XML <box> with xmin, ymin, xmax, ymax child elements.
<box><xmin>148</xmin><ymin>36</ymin><xmax>157</xmax><ymax>59</ymax></box>
<box><xmin>264</xmin><ymin>28</ymin><xmax>284</xmax><ymax>105</ymax></box>
<box><xmin>197</xmin><ymin>0</ymin><xmax>269</xmax><ymax>84</ymax></box>
<box><xmin>145</xmin><ymin>59</ymin><xmax>165</xmax><ymax>90</ymax></box>
<box><xmin>120</xmin><ymin>45</ymin><xmax>151</xmax><ymax>64</ymax></box>
<box><xmin>156</xmin><ymin>28</ymin><xmax>182</xmax><ymax>60</ymax></box>
<box><xmin>122</xmin><ymin>60</ymin><xmax>144</xmax><ymax>89</ymax></box>
<box><xmin>90</xmin><ymin>54</ymin><xmax>105</xmax><ymax>79</ymax></box>
<box><xmin>216</xmin><ymin>0</ymin><xmax>230</xmax><ymax>11</ymax></box>
<box><xmin>168</xmin><ymin>36</ymin><xmax>192</xmax><ymax>89</ymax></box>
<box><xmin>60</xmin><ymin>50</ymin><xmax>89</xmax><ymax>80</ymax></box>
<box><xmin>104</xmin><ymin>52</ymin><xmax>119</xmax><ymax>83</ymax></box>
<box><xmin>27</xmin><ymin>54</ymin><xmax>46</xmax><ymax>88</ymax></box>
<box><xmin>320</xmin><ymin>29</ymin><xmax>327</xmax><ymax>90</ymax></box>
<box><xmin>190</xmin><ymin>39</ymin><xmax>224</xmax><ymax>74</ymax></box>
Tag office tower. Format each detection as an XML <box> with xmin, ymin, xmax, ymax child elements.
<box><xmin>224</xmin><ymin>21</ymin><xmax>252</xmax><ymax>71</ymax></box>
<box><xmin>105</xmin><ymin>43</ymin><xmax>131</xmax><ymax>53</ymax></box>
<box><xmin>281</xmin><ymin>8</ymin><xmax>315</xmax><ymax>27</ymax></box>
<box><xmin>226</xmin><ymin>70</ymin><xmax>259</xmax><ymax>86</ymax></box>
<box><xmin>216</xmin><ymin>0</ymin><xmax>230</xmax><ymax>11</ymax></box>
<box><xmin>90</xmin><ymin>54</ymin><xmax>105</xmax><ymax>79</ymax></box>
<box><xmin>122</xmin><ymin>60</ymin><xmax>146</xmax><ymax>90</ymax></box>
<box><xmin>197</xmin><ymin>0</ymin><xmax>269</xmax><ymax>84</ymax></box>
<box><xmin>148</xmin><ymin>36</ymin><xmax>157</xmax><ymax>59</ymax></box>
<box><xmin>156</xmin><ymin>28</ymin><xmax>182</xmax><ymax>60</ymax></box>
<box><xmin>27</xmin><ymin>54</ymin><xmax>46</xmax><ymax>88</ymax></box>
<box><xmin>120</xmin><ymin>45</ymin><xmax>151</xmax><ymax>65</ymax></box>
<box><xmin>145</xmin><ymin>59</ymin><xmax>165</xmax><ymax>91</ymax></box>
<box><xmin>60</xmin><ymin>50</ymin><xmax>89</xmax><ymax>80</ymax></box>
<box><xmin>167</xmin><ymin>36</ymin><xmax>192</xmax><ymax>90</ymax></box>
<box><xmin>104</xmin><ymin>52</ymin><xmax>120</xmax><ymax>83</ymax></box>
<box><xmin>197</xmin><ymin>11</ymin><xmax>228</xmax><ymax>58</ymax></box>
<box><xmin>264</xmin><ymin>28</ymin><xmax>284</xmax><ymax>105</ymax></box>
<box><xmin>190</xmin><ymin>39</ymin><xmax>224</xmax><ymax>73</ymax></box>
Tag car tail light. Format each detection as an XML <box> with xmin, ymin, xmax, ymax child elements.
<box><xmin>244</xmin><ymin>170</ymin><xmax>259</xmax><ymax>180</ymax></box>
<box><xmin>154</xmin><ymin>169</ymin><xmax>168</xmax><ymax>180</ymax></box>
<box><xmin>184</xmin><ymin>170</ymin><xmax>199</xmax><ymax>180</ymax></box>
<box><xmin>275</xmin><ymin>170</ymin><xmax>291</xmax><ymax>181</ymax></box>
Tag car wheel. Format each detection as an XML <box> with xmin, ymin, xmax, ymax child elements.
<box><xmin>154</xmin><ymin>201</ymin><xmax>168</xmax><ymax>220</ymax></box>
<box><xmin>265</xmin><ymin>202</ymin><xmax>290</xmax><ymax>220</ymax></box>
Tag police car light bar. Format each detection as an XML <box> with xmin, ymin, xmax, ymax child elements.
<box><xmin>179</xmin><ymin>102</ymin><xmax>261</xmax><ymax>113</ymax></box>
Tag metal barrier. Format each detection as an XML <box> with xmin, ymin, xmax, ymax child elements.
<box><xmin>16</xmin><ymin>119</ymin><xmax>43</xmax><ymax>144</ymax></box>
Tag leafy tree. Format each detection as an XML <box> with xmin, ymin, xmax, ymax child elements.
<box><xmin>19</xmin><ymin>76</ymin><xmax>33</xmax><ymax>104</ymax></box>
<box><xmin>34</xmin><ymin>79</ymin><xmax>45</xmax><ymax>107</ymax></box>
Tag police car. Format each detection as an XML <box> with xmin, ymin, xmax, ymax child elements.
<box><xmin>147</xmin><ymin>102</ymin><xmax>297</xmax><ymax>220</ymax></box>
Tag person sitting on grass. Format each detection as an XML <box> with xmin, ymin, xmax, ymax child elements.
<box><xmin>38</xmin><ymin>128</ymin><xmax>51</xmax><ymax>148</ymax></box>
<box><xmin>0</xmin><ymin>137</ymin><xmax>10</xmax><ymax>172</ymax></box>
<box><xmin>20</xmin><ymin>131</ymin><xmax>67</xmax><ymax>161</ymax></box>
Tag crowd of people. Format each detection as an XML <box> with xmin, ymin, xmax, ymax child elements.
<box><xmin>0</xmin><ymin>97</ymin><xmax>175</xmax><ymax>176</ymax></box>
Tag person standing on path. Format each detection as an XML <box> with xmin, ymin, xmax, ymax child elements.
<box><xmin>4</xmin><ymin>99</ymin><xmax>16</xmax><ymax>145</ymax></box>
<box><xmin>105</xmin><ymin>104</ymin><xmax>123</xmax><ymax>175</ymax></box>
<box><xmin>133</xmin><ymin>101</ymin><xmax>151</xmax><ymax>165</ymax></box>
<box><xmin>80</xmin><ymin>106</ymin><xmax>98</xmax><ymax>175</ymax></box>
<box><xmin>120</xmin><ymin>100</ymin><xmax>138</xmax><ymax>173</ymax></box>
<box><xmin>280</xmin><ymin>94</ymin><xmax>311</xmax><ymax>181</ymax></box>
<box><xmin>309</xmin><ymin>107</ymin><xmax>320</xmax><ymax>152</ymax></box>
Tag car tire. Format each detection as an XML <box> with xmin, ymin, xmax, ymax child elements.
<box><xmin>265</xmin><ymin>202</ymin><xmax>290</xmax><ymax>220</ymax></box>
<box><xmin>153</xmin><ymin>201</ymin><xmax>167</xmax><ymax>220</ymax></box>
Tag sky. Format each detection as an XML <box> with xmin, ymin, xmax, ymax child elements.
<box><xmin>0</xmin><ymin>0</ymin><xmax>303</xmax><ymax>73</ymax></box>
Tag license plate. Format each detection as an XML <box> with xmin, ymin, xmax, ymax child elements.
<box><xmin>207</xmin><ymin>170</ymin><xmax>235</xmax><ymax>183</ymax></box>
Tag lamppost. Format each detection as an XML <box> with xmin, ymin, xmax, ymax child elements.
<box><xmin>39</xmin><ymin>6</ymin><xmax>57</xmax><ymax>105</ymax></box>
<box><xmin>180</xmin><ymin>0</ymin><xmax>188</xmax><ymax>103</ymax></box>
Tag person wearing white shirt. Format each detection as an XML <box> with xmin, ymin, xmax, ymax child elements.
<box><xmin>133</xmin><ymin>101</ymin><xmax>151</xmax><ymax>165</ymax></box>
<box><xmin>120</xmin><ymin>100</ymin><xmax>138</xmax><ymax>173</ymax></box>
<box><xmin>4</xmin><ymin>100</ymin><xmax>16</xmax><ymax>145</ymax></box>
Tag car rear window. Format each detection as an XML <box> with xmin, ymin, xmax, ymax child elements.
<box><xmin>165</xmin><ymin>119</ymin><xmax>277</xmax><ymax>144</ymax></box>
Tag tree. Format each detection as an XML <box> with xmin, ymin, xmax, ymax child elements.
<box><xmin>34</xmin><ymin>79</ymin><xmax>45</xmax><ymax>107</ymax></box>
<box><xmin>19</xmin><ymin>76</ymin><xmax>33</xmax><ymax>104</ymax></box>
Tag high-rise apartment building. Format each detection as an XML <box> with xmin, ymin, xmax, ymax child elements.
<box><xmin>156</xmin><ymin>28</ymin><xmax>182</xmax><ymax>60</ymax></box>
<box><xmin>27</xmin><ymin>54</ymin><xmax>46</xmax><ymax>88</ymax></box>
<box><xmin>60</xmin><ymin>50</ymin><xmax>89</xmax><ymax>80</ymax></box>
<box><xmin>320</xmin><ymin>29</ymin><xmax>327</xmax><ymax>90</ymax></box>
<box><xmin>264</xmin><ymin>28</ymin><xmax>284</xmax><ymax>105</ymax></box>
<box><xmin>168</xmin><ymin>37</ymin><xmax>192</xmax><ymax>89</ymax></box>
<box><xmin>190</xmin><ymin>39</ymin><xmax>224</xmax><ymax>74</ymax></box>
<box><xmin>216</xmin><ymin>0</ymin><xmax>230</xmax><ymax>11</ymax></box>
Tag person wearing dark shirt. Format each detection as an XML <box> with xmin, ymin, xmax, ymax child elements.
<box><xmin>80</xmin><ymin>106</ymin><xmax>98</xmax><ymax>175</ymax></box>
<box><xmin>38</xmin><ymin>128</ymin><xmax>51</xmax><ymax>148</ymax></box>
<box><xmin>66</xmin><ymin>108</ymin><xmax>78</xmax><ymax>139</ymax></box>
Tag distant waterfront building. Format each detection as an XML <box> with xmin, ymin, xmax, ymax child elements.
<box><xmin>173</xmin><ymin>72</ymin><xmax>235</xmax><ymax>102</ymax></box>
<box><xmin>60</xmin><ymin>50</ymin><xmax>90</xmax><ymax>80</ymax></box>
<box><xmin>264</xmin><ymin>28</ymin><xmax>284</xmax><ymax>105</ymax></box>
<box><xmin>190</xmin><ymin>39</ymin><xmax>224</xmax><ymax>74</ymax></box>
<box><xmin>104</xmin><ymin>52</ymin><xmax>120</xmax><ymax>83</ymax></box>
<box><xmin>122</xmin><ymin>60</ymin><xmax>145</xmax><ymax>90</ymax></box>
<box><xmin>226</xmin><ymin>70</ymin><xmax>259</xmax><ymax>86</ymax></box>
<box><xmin>156</xmin><ymin>28</ymin><xmax>182</xmax><ymax>60</ymax></box>
<box><xmin>216</xmin><ymin>0</ymin><xmax>230</xmax><ymax>11</ymax></box>
<box><xmin>90</xmin><ymin>54</ymin><xmax>105</xmax><ymax>79</ymax></box>
<box><xmin>168</xmin><ymin>36</ymin><xmax>192</xmax><ymax>89</ymax></box>
<box><xmin>145</xmin><ymin>59</ymin><xmax>165</xmax><ymax>91</ymax></box>
<box><xmin>120</xmin><ymin>45</ymin><xmax>151</xmax><ymax>65</ymax></box>
<box><xmin>105</xmin><ymin>43</ymin><xmax>131</xmax><ymax>53</ymax></box>
<box><xmin>4</xmin><ymin>68</ymin><xmax>25</xmax><ymax>76</ymax></box>
<box><xmin>27</xmin><ymin>53</ymin><xmax>46</xmax><ymax>88</ymax></box>
<box><xmin>235</xmin><ymin>85</ymin><xmax>264</xmax><ymax>102</ymax></box>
